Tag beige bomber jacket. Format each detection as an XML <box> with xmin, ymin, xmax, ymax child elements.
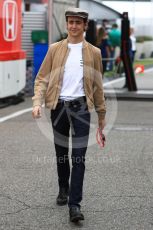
<box><xmin>32</xmin><ymin>38</ymin><xmax>106</xmax><ymax>120</ymax></box>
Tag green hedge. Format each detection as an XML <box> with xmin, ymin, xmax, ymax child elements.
<box><xmin>136</xmin><ymin>36</ymin><xmax>153</xmax><ymax>43</ymax></box>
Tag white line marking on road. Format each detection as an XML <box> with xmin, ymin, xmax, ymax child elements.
<box><xmin>104</xmin><ymin>77</ymin><xmax>125</xmax><ymax>87</ymax></box>
<box><xmin>103</xmin><ymin>67</ymin><xmax>153</xmax><ymax>87</ymax></box>
<box><xmin>0</xmin><ymin>108</ymin><xmax>32</xmax><ymax>123</ymax></box>
<box><xmin>0</xmin><ymin>68</ymin><xmax>153</xmax><ymax>123</ymax></box>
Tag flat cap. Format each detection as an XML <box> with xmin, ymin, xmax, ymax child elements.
<box><xmin>65</xmin><ymin>7</ymin><xmax>88</xmax><ymax>19</ymax></box>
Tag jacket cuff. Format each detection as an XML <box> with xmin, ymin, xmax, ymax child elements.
<box><xmin>32</xmin><ymin>99</ymin><xmax>42</xmax><ymax>107</ymax></box>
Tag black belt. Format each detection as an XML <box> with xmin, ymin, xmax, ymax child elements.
<box><xmin>58</xmin><ymin>96</ymin><xmax>86</xmax><ymax>107</ymax></box>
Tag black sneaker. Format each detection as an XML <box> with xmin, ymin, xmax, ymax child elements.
<box><xmin>56</xmin><ymin>187</ymin><xmax>69</xmax><ymax>206</ymax></box>
<box><xmin>69</xmin><ymin>206</ymin><xmax>84</xmax><ymax>222</ymax></box>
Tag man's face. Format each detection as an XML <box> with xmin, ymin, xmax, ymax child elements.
<box><xmin>66</xmin><ymin>16</ymin><xmax>87</xmax><ymax>38</ymax></box>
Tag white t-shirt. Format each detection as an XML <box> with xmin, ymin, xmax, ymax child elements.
<box><xmin>130</xmin><ymin>35</ymin><xmax>136</xmax><ymax>51</ymax></box>
<box><xmin>59</xmin><ymin>42</ymin><xmax>85</xmax><ymax>101</ymax></box>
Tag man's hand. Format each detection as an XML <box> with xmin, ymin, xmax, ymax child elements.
<box><xmin>32</xmin><ymin>105</ymin><xmax>42</xmax><ymax>119</ymax></box>
<box><xmin>98</xmin><ymin>118</ymin><xmax>106</xmax><ymax>130</ymax></box>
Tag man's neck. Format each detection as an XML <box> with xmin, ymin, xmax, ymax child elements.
<box><xmin>67</xmin><ymin>35</ymin><xmax>84</xmax><ymax>44</ymax></box>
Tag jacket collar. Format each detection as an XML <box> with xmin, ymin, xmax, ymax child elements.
<box><xmin>63</xmin><ymin>38</ymin><xmax>88</xmax><ymax>49</ymax></box>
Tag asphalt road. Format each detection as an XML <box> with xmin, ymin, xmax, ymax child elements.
<box><xmin>0</xmin><ymin>97</ymin><xmax>153</xmax><ymax>230</ymax></box>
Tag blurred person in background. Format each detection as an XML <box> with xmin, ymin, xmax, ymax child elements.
<box><xmin>97</xmin><ymin>27</ymin><xmax>110</xmax><ymax>74</ymax></box>
<box><xmin>102</xmin><ymin>18</ymin><xmax>111</xmax><ymax>33</ymax></box>
<box><xmin>108</xmin><ymin>23</ymin><xmax>121</xmax><ymax>71</ymax></box>
<box><xmin>130</xmin><ymin>27</ymin><xmax>137</xmax><ymax>63</ymax></box>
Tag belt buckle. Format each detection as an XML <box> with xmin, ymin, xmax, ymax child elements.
<box><xmin>64</xmin><ymin>100</ymin><xmax>69</xmax><ymax>107</ymax></box>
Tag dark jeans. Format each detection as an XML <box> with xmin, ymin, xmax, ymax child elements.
<box><xmin>50</xmin><ymin>97</ymin><xmax>90</xmax><ymax>208</ymax></box>
<box><xmin>109</xmin><ymin>49</ymin><xmax>115</xmax><ymax>71</ymax></box>
<box><xmin>102</xmin><ymin>60</ymin><xmax>108</xmax><ymax>74</ymax></box>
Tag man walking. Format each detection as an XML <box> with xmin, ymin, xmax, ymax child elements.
<box><xmin>32</xmin><ymin>7</ymin><xmax>106</xmax><ymax>222</ymax></box>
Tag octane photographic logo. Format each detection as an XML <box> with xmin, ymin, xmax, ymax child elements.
<box><xmin>35</xmin><ymin>66</ymin><xmax>118</xmax><ymax>148</ymax></box>
<box><xmin>2</xmin><ymin>0</ymin><xmax>18</xmax><ymax>41</ymax></box>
